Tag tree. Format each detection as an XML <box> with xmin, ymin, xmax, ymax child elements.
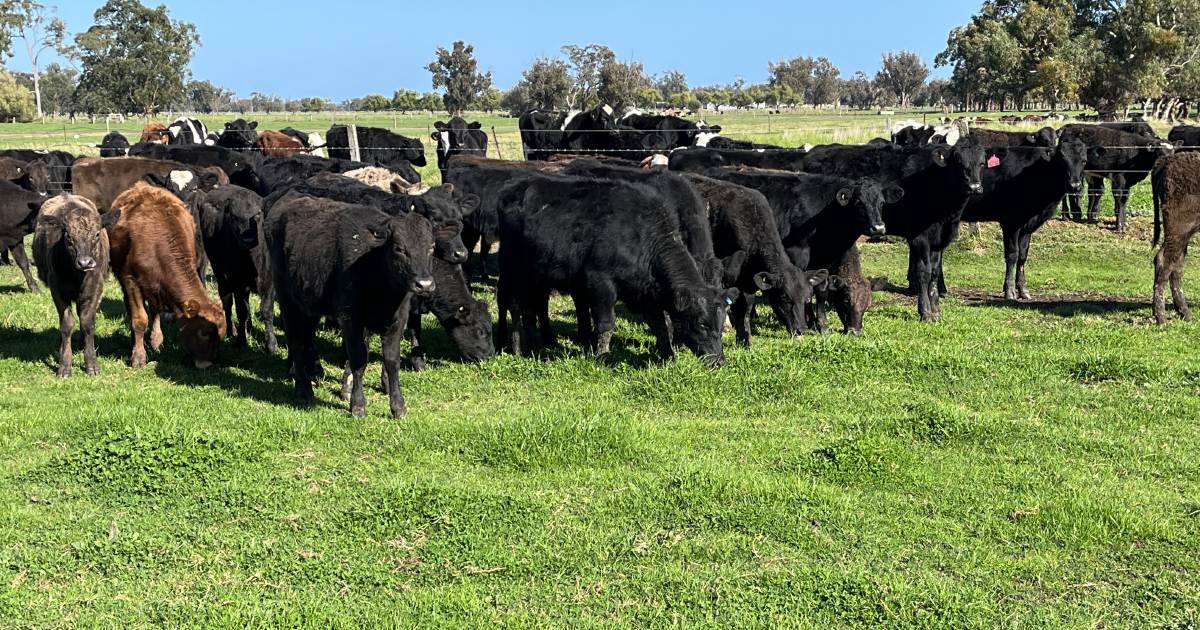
<box><xmin>426</xmin><ymin>40</ymin><xmax>492</xmax><ymax>115</ymax></box>
<box><xmin>597</xmin><ymin>58</ymin><xmax>648</xmax><ymax>112</ymax></box>
<box><xmin>0</xmin><ymin>68</ymin><xmax>34</xmax><ymax>120</ymax></box>
<box><xmin>768</xmin><ymin>57</ymin><xmax>814</xmax><ymax>101</ymax></box>
<box><xmin>808</xmin><ymin>57</ymin><xmax>841</xmax><ymax>105</ymax></box>
<box><xmin>561</xmin><ymin>44</ymin><xmax>614</xmax><ymax>109</ymax></box>
<box><xmin>250</xmin><ymin>92</ymin><xmax>283</xmax><ymax>113</ymax></box>
<box><xmin>0</xmin><ymin>0</ymin><xmax>69</xmax><ymax>119</ymax></box>
<box><xmin>185</xmin><ymin>79</ymin><xmax>234</xmax><ymax>113</ymax></box>
<box><xmin>477</xmin><ymin>86</ymin><xmax>501</xmax><ymax>113</ymax></box>
<box><xmin>841</xmin><ymin>71</ymin><xmax>879</xmax><ymax>109</ymax></box>
<box><xmin>516</xmin><ymin>57</ymin><xmax>572</xmax><ymax>110</ymax></box>
<box><xmin>32</xmin><ymin>60</ymin><xmax>71</xmax><ymax>114</ymax></box>
<box><xmin>73</xmin><ymin>0</ymin><xmax>197</xmax><ymax>115</ymax></box>
<box><xmin>501</xmin><ymin>84</ymin><xmax>532</xmax><ymax>116</ymax></box>
<box><xmin>360</xmin><ymin>93</ymin><xmax>391</xmax><ymax>111</ymax></box>
<box><xmin>296</xmin><ymin>96</ymin><xmax>329</xmax><ymax>112</ymax></box>
<box><xmin>392</xmin><ymin>88</ymin><xmax>419</xmax><ymax>112</ymax></box>
<box><xmin>418</xmin><ymin>91</ymin><xmax>442</xmax><ymax>114</ymax></box>
<box><xmin>875</xmin><ymin>50</ymin><xmax>929</xmax><ymax>108</ymax></box>
<box><xmin>654</xmin><ymin>69</ymin><xmax>688</xmax><ymax>100</ymax></box>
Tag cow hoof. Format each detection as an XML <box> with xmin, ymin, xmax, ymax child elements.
<box><xmin>1004</xmin><ymin>290</ymin><xmax>1018</xmax><ymax>301</ymax></box>
<box><xmin>409</xmin><ymin>358</ymin><xmax>425</xmax><ymax>372</ymax></box>
<box><xmin>85</xmin><ymin>364</ymin><xmax>99</xmax><ymax>376</ymax></box>
<box><xmin>594</xmin><ymin>352</ymin><xmax>614</xmax><ymax>366</ymax></box>
<box><xmin>55</xmin><ymin>366</ymin><xmax>70</xmax><ymax>378</ymax></box>
<box><xmin>1019</xmin><ymin>290</ymin><xmax>1032</xmax><ymax>300</ymax></box>
<box><xmin>131</xmin><ymin>355</ymin><xmax>147</xmax><ymax>369</ymax></box>
<box><xmin>390</xmin><ymin>403</ymin><xmax>407</xmax><ymax>418</ymax></box>
<box><xmin>29</xmin><ymin>286</ymin><xmax>40</xmax><ymax>294</ymax></box>
<box><xmin>350</xmin><ymin>404</ymin><xmax>366</xmax><ymax>418</ymax></box>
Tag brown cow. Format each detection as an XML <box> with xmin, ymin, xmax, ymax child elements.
<box><xmin>141</xmin><ymin>123</ymin><xmax>170</xmax><ymax>144</ymax></box>
<box><xmin>72</xmin><ymin>156</ymin><xmax>229</xmax><ymax>211</ymax></box>
<box><xmin>254</xmin><ymin>130</ymin><xmax>306</xmax><ymax>157</ymax></box>
<box><xmin>107</xmin><ymin>182</ymin><xmax>226</xmax><ymax>368</ymax></box>
<box><xmin>1151</xmin><ymin>152</ymin><xmax>1200</xmax><ymax>324</ymax></box>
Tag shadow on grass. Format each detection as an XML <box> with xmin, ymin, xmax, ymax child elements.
<box><xmin>491</xmin><ymin>305</ymin><xmax>671</xmax><ymax>369</ymax></box>
<box><xmin>953</xmin><ymin>288</ymin><xmax>1147</xmax><ymax>318</ymax></box>
<box><xmin>0</xmin><ymin>325</ymin><xmax>130</xmax><ymax>374</ymax></box>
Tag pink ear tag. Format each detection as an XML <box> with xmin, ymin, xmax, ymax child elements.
<box><xmin>987</xmin><ymin>154</ymin><xmax>1001</xmax><ymax>168</ymax></box>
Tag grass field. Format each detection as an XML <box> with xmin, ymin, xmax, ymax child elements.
<box><xmin>1</xmin><ymin>111</ymin><xmax>1198</xmax><ymax>627</ymax></box>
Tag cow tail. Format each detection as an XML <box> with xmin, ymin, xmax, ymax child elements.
<box><xmin>1152</xmin><ymin>162</ymin><xmax>1165</xmax><ymax>247</ymax></box>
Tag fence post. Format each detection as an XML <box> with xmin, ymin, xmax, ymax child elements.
<box><xmin>491</xmin><ymin>126</ymin><xmax>503</xmax><ymax>160</ymax></box>
<box><xmin>347</xmin><ymin>124</ymin><xmax>361</xmax><ymax>162</ymax></box>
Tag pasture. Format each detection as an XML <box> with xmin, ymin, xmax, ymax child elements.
<box><xmin>0</xmin><ymin>111</ymin><xmax>1198</xmax><ymax>627</ymax></box>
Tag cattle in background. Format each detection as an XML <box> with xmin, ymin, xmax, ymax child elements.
<box><xmin>32</xmin><ymin>194</ymin><xmax>119</xmax><ymax>376</ymax></box>
<box><xmin>107</xmin><ymin>182</ymin><xmax>226</xmax><ymax>369</ymax></box>
<box><xmin>432</xmin><ymin>117</ymin><xmax>488</xmax><ymax>179</ymax></box>
<box><xmin>267</xmin><ymin>192</ymin><xmax>436</xmax><ymax>417</ymax></box>
<box><xmin>950</xmin><ymin>141</ymin><xmax>1087</xmax><ymax>300</ymax></box>
<box><xmin>1151</xmin><ymin>152</ymin><xmax>1200</xmax><ymax>324</ymax></box>
<box><xmin>0</xmin><ymin>178</ymin><xmax>46</xmax><ymax>292</ymax></box>
<box><xmin>280</xmin><ymin>128</ymin><xmax>326</xmax><ymax>158</ymax></box>
<box><xmin>97</xmin><ymin>131</ymin><xmax>131</xmax><ymax>157</ymax></box>
<box><xmin>141</xmin><ymin>123</ymin><xmax>170</xmax><ymax>144</ymax></box>
<box><xmin>496</xmin><ymin>173</ymin><xmax>736</xmax><ymax>364</ymax></box>
<box><xmin>667</xmin><ymin>146</ymin><xmax>810</xmax><ymax>173</ymax></box>
<box><xmin>325</xmin><ymin>125</ymin><xmax>426</xmax><ymax>169</ymax></box>
<box><xmin>800</xmin><ymin>142</ymin><xmax>986</xmax><ymax>321</ymax></box>
<box><xmin>72</xmin><ymin>156</ymin><xmax>229</xmax><ymax>212</ymax></box>
<box><xmin>1058</xmin><ymin>124</ymin><xmax>1173</xmax><ymax>230</ymax></box>
<box><xmin>964</xmin><ymin>127</ymin><xmax>1057</xmax><ymax>148</ymax></box>
<box><xmin>0</xmin><ymin>157</ymin><xmax>49</xmax><ymax>194</ymax></box>
<box><xmin>217</xmin><ymin>119</ymin><xmax>259</xmax><ymax>150</ymax></box>
<box><xmin>517</xmin><ymin>110</ymin><xmax>567</xmax><ymax>160</ymax></box>
<box><xmin>0</xmin><ymin>149</ymin><xmax>76</xmax><ymax>194</ymax></box>
<box><xmin>890</xmin><ymin>120</ymin><xmax>966</xmax><ymax>146</ymax></box>
<box><xmin>166</xmin><ymin>117</ymin><xmax>209</xmax><ymax>145</ymax></box>
<box><xmin>1100</xmin><ymin>121</ymin><xmax>1159</xmax><ymax>139</ymax></box>
<box><xmin>615</xmin><ymin>111</ymin><xmax>723</xmax><ymax>158</ymax></box>
<box><xmin>254</xmin><ymin>130</ymin><xmax>307</xmax><ymax>157</ymax></box>
<box><xmin>407</xmin><ymin>258</ymin><xmax>494</xmax><ymax>370</ymax></box>
<box><xmin>518</xmin><ymin>106</ymin><xmax>621</xmax><ymax>160</ymax></box>
<box><xmin>1168</xmin><ymin>125</ymin><xmax>1200</xmax><ymax>152</ymax></box>
<box><xmin>252</xmin><ymin>154</ymin><xmax>420</xmax><ymax>197</ymax></box>
<box><xmin>128</xmin><ymin>142</ymin><xmax>264</xmax><ymax>192</ymax></box>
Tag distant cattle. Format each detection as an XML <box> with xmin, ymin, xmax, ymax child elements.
<box><xmin>1168</xmin><ymin>125</ymin><xmax>1200</xmax><ymax>152</ymax></box>
<box><xmin>267</xmin><ymin>192</ymin><xmax>436</xmax><ymax>417</ymax></box>
<box><xmin>72</xmin><ymin>156</ymin><xmax>229</xmax><ymax>212</ymax></box>
<box><xmin>217</xmin><ymin>119</ymin><xmax>259</xmax><ymax>150</ymax></box>
<box><xmin>32</xmin><ymin>194</ymin><xmax>119</xmax><ymax>376</ymax></box>
<box><xmin>253</xmin><ymin>153</ymin><xmax>420</xmax><ymax>197</ymax></box>
<box><xmin>128</xmin><ymin>142</ymin><xmax>264</xmax><ymax>192</ymax></box>
<box><xmin>890</xmin><ymin>120</ymin><xmax>965</xmax><ymax>146</ymax></box>
<box><xmin>254</xmin><ymin>129</ymin><xmax>307</xmax><ymax>157</ymax></box>
<box><xmin>107</xmin><ymin>182</ymin><xmax>226</xmax><ymax>369</ymax></box>
<box><xmin>97</xmin><ymin>131</ymin><xmax>131</xmax><ymax>157</ymax></box>
<box><xmin>964</xmin><ymin>127</ymin><xmax>1057</xmax><ymax>148</ymax></box>
<box><xmin>1100</xmin><ymin>121</ymin><xmax>1159</xmax><ymax>139</ymax></box>
<box><xmin>166</xmin><ymin>117</ymin><xmax>209</xmax><ymax>145</ymax></box>
<box><xmin>432</xmin><ymin>117</ymin><xmax>488</xmax><ymax>179</ymax></box>
<box><xmin>518</xmin><ymin>106</ymin><xmax>621</xmax><ymax>160</ymax></box>
<box><xmin>0</xmin><ymin>178</ymin><xmax>47</xmax><ymax>292</ymax></box>
<box><xmin>141</xmin><ymin>123</ymin><xmax>170</xmax><ymax>144</ymax></box>
<box><xmin>1058</xmin><ymin>124</ymin><xmax>1174</xmax><ymax>230</ymax></box>
<box><xmin>326</xmin><ymin>125</ymin><xmax>426</xmax><ymax>168</ymax></box>
<box><xmin>341</xmin><ymin>166</ymin><xmax>424</xmax><ymax>193</ymax></box>
<box><xmin>667</xmin><ymin>145</ymin><xmax>810</xmax><ymax>173</ymax></box>
<box><xmin>615</xmin><ymin>111</ymin><xmax>723</xmax><ymax>158</ymax></box>
<box><xmin>280</xmin><ymin>127</ymin><xmax>326</xmax><ymax>158</ymax></box>
<box><xmin>1151</xmin><ymin>152</ymin><xmax>1200</xmax><ymax>324</ymax></box>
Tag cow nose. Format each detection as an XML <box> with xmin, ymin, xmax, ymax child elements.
<box><xmin>869</xmin><ymin>223</ymin><xmax>887</xmax><ymax>236</ymax></box>
<box><xmin>968</xmin><ymin>182</ymin><xmax>983</xmax><ymax>193</ymax></box>
<box><xmin>1069</xmin><ymin>181</ymin><xmax>1082</xmax><ymax>191</ymax></box>
<box><xmin>76</xmin><ymin>256</ymin><xmax>96</xmax><ymax>271</ymax></box>
<box><xmin>413</xmin><ymin>278</ymin><xmax>435</xmax><ymax>294</ymax></box>
<box><xmin>451</xmin><ymin>249</ymin><xmax>468</xmax><ymax>263</ymax></box>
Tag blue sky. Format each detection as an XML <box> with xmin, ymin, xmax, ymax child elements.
<box><xmin>41</xmin><ymin>0</ymin><xmax>976</xmax><ymax>101</ymax></box>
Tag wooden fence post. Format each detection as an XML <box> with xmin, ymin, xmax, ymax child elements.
<box><xmin>347</xmin><ymin>124</ymin><xmax>361</xmax><ymax>162</ymax></box>
<box><xmin>491</xmin><ymin>126</ymin><xmax>503</xmax><ymax>160</ymax></box>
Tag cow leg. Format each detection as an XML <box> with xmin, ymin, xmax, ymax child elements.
<box><xmin>149</xmin><ymin>312</ymin><xmax>163</xmax><ymax>352</ymax></box>
<box><xmin>1085</xmin><ymin>175</ymin><xmax>1104</xmax><ymax>222</ymax></box>
<box><xmin>259</xmin><ymin>287</ymin><xmax>279</xmax><ymax>355</ymax></box>
<box><xmin>53</xmin><ymin>295</ymin><xmax>74</xmax><ymax>378</ymax></box>
<box><xmin>79</xmin><ymin>296</ymin><xmax>100</xmax><ymax>376</ymax></box>
<box><xmin>588</xmin><ymin>280</ymin><xmax>618</xmax><ymax>360</ymax></box>
<box><xmin>123</xmin><ymin>282</ymin><xmax>149</xmax><ymax>368</ymax></box>
<box><xmin>1015</xmin><ymin>231</ymin><xmax>1034</xmax><ymax>300</ymax></box>
<box><xmin>235</xmin><ymin>288</ymin><xmax>251</xmax><ymax>347</ymax></box>
<box><xmin>1001</xmin><ymin>226</ymin><xmax>1020</xmax><ymax>300</ymax></box>
<box><xmin>340</xmin><ymin>320</ymin><xmax>369</xmax><ymax>417</ymax></box>
<box><xmin>904</xmin><ymin>253</ymin><xmax>920</xmax><ymax>296</ymax></box>
<box><xmin>731</xmin><ymin>291</ymin><xmax>754</xmax><ymax>346</ymax></box>
<box><xmin>289</xmin><ymin>315</ymin><xmax>318</xmax><ymax>406</ymax></box>
<box><xmin>220</xmin><ymin>291</ymin><xmax>235</xmax><ymax>342</ymax></box>
<box><xmin>478</xmin><ymin>235</ymin><xmax>493</xmax><ymax>284</ymax></box>
<box><xmin>929</xmin><ymin>250</ymin><xmax>945</xmax><ymax>318</ymax></box>
<box><xmin>810</xmin><ymin>287</ymin><xmax>830</xmax><ymax>336</ymax></box>
<box><xmin>908</xmin><ymin>241</ymin><xmax>935</xmax><ymax>322</ymax></box>
<box><xmin>645</xmin><ymin>310</ymin><xmax>676</xmax><ymax>361</ymax></box>
<box><xmin>536</xmin><ymin>291</ymin><xmax>556</xmax><ymax>348</ymax></box>
<box><xmin>381</xmin><ymin>311</ymin><xmax>410</xmax><ymax>418</ymax></box>
<box><xmin>406</xmin><ymin>313</ymin><xmax>425</xmax><ymax>372</ymax></box>
<box><xmin>1170</xmin><ymin>239</ymin><xmax>1192</xmax><ymax>321</ymax></box>
<box><xmin>10</xmin><ymin>243</ymin><xmax>39</xmax><ymax>293</ymax></box>
<box><xmin>572</xmin><ymin>293</ymin><xmax>594</xmax><ymax>349</ymax></box>
<box><xmin>1112</xmin><ymin>180</ymin><xmax>1130</xmax><ymax>232</ymax></box>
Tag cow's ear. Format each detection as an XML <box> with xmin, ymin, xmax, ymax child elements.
<box><xmin>199</xmin><ymin>201</ymin><xmax>222</xmax><ymax>238</ymax></box>
<box><xmin>753</xmin><ymin>271</ymin><xmax>777</xmax><ymax>291</ymax></box>
<box><xmin>456</xmin><ymin>192</ymin><xmax>480</xmax><ymax>216</ymax></box>
<box><xmin>932</xmin><ymin>148</ymin><xmax>948</xmax><ymax>167</ymax></box>
<box><xmin>807</xmin><ymin>269</ymin><xmax>830</xmax><ymax>286</ymax></box>
<box><xmin>1026</xmin><ymin>134</ymin><xmax>1038</xmax><ymax>144</ymax></box>
<box><xmin>440</xmin><ymin>182</ymin><xmax>455</xmax><ymax>195</ymax></box>
<box><xmin>338</xmin><ymin>206</ymin><xmax>391</xmax><ymax>268</ymax></box>
<box><xmin>248</xmin><ymin>121</ymin><xmax>258</xmax><ymax>129</ymax></box>
<box><xmin>143</xmin><ymin>173</ymin><xmax>169</xmax><ymax>189</ymax></box>
<box><xmin>883</xmin><ymin>185</ymin><xmax>905</xmax><ymax>204</ymax></box>
<box><xmin>836</xmin><ymin>188</ymin><xmax>852</xmax><ymax>206</ymax></box>
<box><xmin>721</xmin><ymin>250</ymin><xmax>748</xmax><ymax>286</ymax></box>
<box><xmin>1091</xmin><ymin>146</ymin><xmax>1108</xmax><ymax>157</ymax></box>
<box><xmin>468</xmin><ymin>121</ymin><xmax>482</xmax><ymax>130</ymax></box>
<box><xmin>434</xmin><ymin>121</ymin><xmax>447</xmax><ymax>131</ymax></box>
<box><xmin>100</xmin><ymin>208</ymin><xmax>121</xmax><ymax>229</ymax></box>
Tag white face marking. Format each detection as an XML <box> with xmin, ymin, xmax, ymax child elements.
<box><xmin>167</xmin><ymin>125</ymin><xmax>183</xmax><ymax>140</ymax></box>
<box><xmin>621</xmin><ymin>108</ymin><xmax>642</xmax><ymax>121</ymax></box>
<box><xmin>307</xmin><ymin>132</ymin><xmax>326</xmax><ymax>157</ymax></box>
<box><xmin>694</xmin><ymin>132</ymin><xmax>718</xmax><ymax>147</ymax></box>
<box><xmin>601</xmin><ymin>104</ymin><xmax>613</xmax><ymax>116</ymax></box>
<box><xmin>756</xmin><ymin>148</ymin><xmax>766</xmax><ymax>153</ymax></box>
<box><xmin>169</xmin><ymin>170</ymin><xmax>194</xmax><ymax>192</ymax></box>
<box><xmin>561</xmin><ymin>111</ymin><xmax>581</xmax><ymax>130</ymax></box>
<box><xmin>649</xmin><ymin>154</ymin><xmax>669</xmax><ymax>167</ymax></box>
<box><xmin>438</xmin><ymin>131</ymin><xmax>451</xmax><ymax>152</ymax></box>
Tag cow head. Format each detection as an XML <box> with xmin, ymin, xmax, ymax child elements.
<box><xmin>842</xmin><ymin>179</ymin><xmax>898</xmax><ymax>238</ymax></box>
<box><xmin>218</xmin><ymin>119</ymin><xmax>259</xmax><ymax>150</ymax></box>
<box><xmin>179</xmin><ymin>298</ymin><xmax>226</xmax><ymax>369</ymax></box>
<box><xmin>12</xmin><ymin>159</ymin><xmax>50</xmax><ymax>195</ymax></box>
<box><xmin>340</xmin><ymin>206</ymin><xmax>436</xmax><ymax>296</ymax></box>
<box><xmin>440</xmin><ymin>294</ymin><xmax>496</xmax><ymax>363</ymax></box>
<box><xmin>36</xmin><ymin>194</ymin><xmax>114</xmax><ymax>272</ymax></box>
<box><xmin>140</xmin><ymin>123</ymin><xmax>170</xmax><ymax>144</ymax></box>
<box><xmin>97</xmin><ymin>131</ymin><xmax>131</xmax><ymax>157</ymax></box>
<box><xmin>761</xmin><ymin>263</ymin><xmax>827</xmax><ymax>336</ymax></box>
<box><xmin>403</xmin><ymin>183</ymin><xmax>477</xmax><ymax>264</ymax></box>
<box><xmin>201</xmin><ymin>189</ymin><xmax>264</xmax><ymax>249</ymax></box>
<box><xmin>930</xmin><ymin>144</ymin><xmax>985</xmax><ymax>194</ymax></box>
<box><xmin>1056</xmin><ymin>139</ymin><xmax>1088</xmax><ymax>192</ymax></box>
<box><xmin>672</xmin><ymin>284</ymin><xmax>739</xmax><ymax>367</ymax></box>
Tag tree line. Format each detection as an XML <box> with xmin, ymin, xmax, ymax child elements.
<box><xmin>0</xmin><ymin>0</ymin><xmax>1198</xmax><ymax>121</ymax></box>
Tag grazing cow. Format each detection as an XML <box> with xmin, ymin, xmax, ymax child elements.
<box><xmin>254</xmin><ymin>129</ymin><xmax>307</xmax><ymax>157</ymax></box>
<box><xmin>128</xmin><ymin>142</ymin><xmax>264</xmax><ymax>192</ymax></box>
<box><xmin>280</xmin><ymin>128</ymin><xmax>326</xmax><ymax>158</ymax></box>
<box><xmin>0</xmin><ymin>149</ymin><xmax>75</xmax><ymax>194</ymax></box>
<box><xmin>72</xmin><ymin>156</ymin><xmax>229</xmax><ymax>212</ymax></box>
<box><xmin>267</xmin><ymin>192</ymin><xmax>436</xmax><ymax>417</ymax></box>
<box><xmin>432</xmin><ymin>117</ymin><xmax>488</xmax><ymax>179</ymax></box>
<box><xmin>341</xmin><ymin>166</ymin><xmax>424</xmax><ymax>193</ymax></box>
<box><xmin>1058</xmin><ymin>124</ymin><xmax>1174</xmax><ymax>230</ymax></box>
<box><xmin>281</xmin><ymin>172</ymin><xmax>476</xmax><ymax>264</ymax></box>
<box><xmin>166</xmin><ymin>117</ymin><xmax>209</xmax><ymax>145</ymax></box>
<box><xmin>1100</xmin><ymin>121</ymin><xmax>1159</xmax><ymax>139</ymax></box>
<box><xmin>1168</xmin><ymin>125</ymin><xmax>1200</xmax><ymax>152</ymax></box>
<box><xmin>32</xmin><ymin>194</ymin><xmax>119</xmax><ymax>376</ymax></box>
<box><xmin>1151</xmin><ymin>152</ymin><xmax>1200</xmax><ymax>324</ymax></box>
<box><xmin>326</xmin><ymin>125</ymin><xmax>426</xmax><ymax>168</ymax></box>
<box><xmin>194</xmin><ymin>185</ymin><xmax>276</xmax><ymax>352</ymax></box>
<box><xmin>107</xmin><ymin>182</ymin><xmax>226</xmax><ymax>369</ymax></box>
<box><xmin>496</xmin><ymin>173</ymin><xmax>736</xmax><ymax>364</ymax></box>
<box><xmin>141</xmin><ymin>123</ymin><xmax>170</xmax><ymax>144</ymax></box>
<box><xmin>252</xmin><ymin>154</ymin><xmax>420</xmax><ymax>197</ymax></box>
<box><xmin>681</xmin><ymin>173</ymin><xmax>821</xmax><ymax>343</ymax></box>
<box><xmin>890</xmin><ymin>120</ymin><xmax>965</xmax><ymax>146</ymax></box>
<box><xmin>518</xmin><ymin>106</ymin><xmax>621</xmax><ymax>160</ymax></box>
<box><xmin>667</xmin><ymin>145</ymin><xmax>810</xmax><ymax>173</ymax></box>
<box><xmin>407</xmin><ymin>258</ymin><xmax>494</xmax><ymax>370</ymax></box>
<box><xmin>97</xmin><ymin>131</ymin><xmax>131</xmax><ymax>157</ymax></box>
<box><xmin>217</xmin><ymin>119</ymin><xmax>259</xmax><ymax>150</ymax></box>
<box><xmin>800</xmin><ymin>142</ymin><xmax>986</xmax><ymax>321</ymax></box>
<box><xmin>952</xmin><ymin>141</ymin><xmax>1087</xmax><ymax>300</ymax></box>
<box><xmin>964</xmin><ymin>127</ymin><xmax>1058</xmax><ymax>148</ymax></box>
<box><xmin>810</xmin><ymin>245</ymin><xmax>875</xmax><ymax>335</ymax></box>
<box><xmin>0</xmin><ymin>179</ymin><xmax>46</xmax><ymax>292</ymax></box>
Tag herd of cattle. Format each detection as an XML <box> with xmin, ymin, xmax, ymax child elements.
<box><xmin>1</xmin><ymin>108</ymin><xmax>1200</xmax><ymax>418</ymax></box>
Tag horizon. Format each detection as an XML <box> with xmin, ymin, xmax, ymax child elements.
<box><xmin>28</xmin><ymin>0</ymin><xmax>974</xmax><ymax>102</ymax></box>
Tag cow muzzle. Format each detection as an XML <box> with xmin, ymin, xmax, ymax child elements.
<box><xmin>968</xmin><ymin>182</ymin><xmax>984</xmax><ymax>193</ymax></box>
<box><xmin>75</xmin><ymin>256</ymin><xmax>97</xmax><ymax>272</ymax></box>
<box><xmin>868</xmin><ymin>223</ymin><xmax>887</xmax><ymax>237</ymax></box>
<box><xmin>412</xmin><ymin>278</ymin><xmax>436</xmax><ymax>295</ymax></box>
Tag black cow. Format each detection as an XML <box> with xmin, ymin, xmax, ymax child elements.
<box><xmin>129</xmin><ymin>142</ymin><xmax>264</xmax><ymax>192</ymax></box>
<box><xmin>279</xmin><ymin>172</ymin><xmax>478</xmax><ymax>264</ymax></box>
<box><xmin>0</xmin><ymin>179</ymin><xmax>47</xmax><ymax>292</ymax></box>
<box><xmin>517</xmin><ymin>110</ymin><xmax>567</xmax><ymax>161</ymax></box>
<box><xmin>614</xmin><ymin>112</ymin><xmax>722</xmax><ymax>158</ymax></box>
<box><xmin>0</xmin><ymin>149</ymin><xmax>75</xmax><ymax>194</ymax></box>
<box><xmin>194</xmin><ymin>186</ymin><xmax>277</xmax><ymax>353</ymax></box>
<box><xmin>97</xmin><ymin>131</ymin><xmax>131</xmax><ymax>157</ymax></box>
<box><xmin>407</xmin><ymin>258</ymin><xmax>494</xmax><ymax>370</ymax></box>
<box><xmin>432</xmin><ymin>117</ymin><xmax>488</xmax><ymax>180</ymax></box>
<box><xmin>952</xmin><ymin>141</ymin><xmax>1087</xmax><ymax>299</ymax></box>
<box><xmin>800</xmin><ymin>142</ymin><xmax>986</xmax><ymax>321</ymax></box>
<box><xmin>496</xmin><ymin>173</ymin><xmax>736</xmax><ymax>364</ymax></box>
<box><xmin>964</xmin><ymin>127</ymin><xmax>1057</xmax><ymax>148</ymax></box>
<box><xmin>1168</xmin><ymin>125</ymin><xmax>1200</xmax><ymax>152</ymax></box>
<box><xmin>668</xmin><ymin>146</ymin><xmax>809</xmax><ymax>173</ymax></box>
<box><xmin>518</xmin><ymin>106</ymin><xmax>621</xmax><ymax>160</ymax></box>
<box><xmin>253</xmin><ymin>154</ymin><xmax>420</xmax><ymax>197</ymax></box>
<box><xmin>1100</xmin><ymin>121</ymin><xmax>1159</xmax><ymax>139</ymax></box>
<box><xmin>1058</xmin><ymin>124</ymin><xmax>1174</xmax><ymax>230</ymax></box>
<box><xmin>267</xmin><ymin>192</ymin><xmax>436</xmax><ymax>417</ymax></box>
<box><xmin>166</xmin><ymin>117</ymin><xmax>209</xmax><ymax>145</ymax></box>
<box><xmin>705</xmin><ymin>137</ymin><xmax>783</xmax><ymax>151</ymax></box>
<box><xmin>890</xmin><ymin>121</ymin><xmax>965</xmax><ymax>146</ymax></box>
<box><xmin>217</xmin><ymin>119</ymin><xmax>259</xmax><ymax>150</ymax></box>
<box><xmin>326</xmin><ymin>125</ymin><xmax>426</xmax><ymax>168</ymax></box>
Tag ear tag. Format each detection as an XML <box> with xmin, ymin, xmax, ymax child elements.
<box><xmin>987</xmin><ymin>155</ymin><xmax>1001</xmax><ymax>168</ymax></box>
<box><xmin>724</xmin><ymin>296</ymin><xmax>734</xmax><ymax>306</ymax></box>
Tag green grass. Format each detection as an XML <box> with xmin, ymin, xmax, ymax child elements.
<box><xmin>0</xmin><ymin>111</ymin><xmax>1198</xmax><ymax>626</ymax></box>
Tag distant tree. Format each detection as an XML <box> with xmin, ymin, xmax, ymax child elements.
<box><xmin>392</xmin><ymin>88</ymin><xmax>419</xmax><ymax>112</ymax></box>
<box><xmin>875</xmin><ymin>50</ymin><xmax>929</xmax><ymax>108</ymax></box>
<box><xmin>234</xmin><ymin>98</ymin><xmax>251</xmax><ymax>114</ymax></box>
<box><xmin>841</xmin><ymin>71</ymin><xmax>878</xmax><ymax>109</ymax></box>
<box><xmin>597</xmin><ymin>58</ymin><xmax>648</xmax><ymax>113</ymax></box>
<box><xmin>500</xmin><ymin>83</ymin><xmax>532</xmax><ymax>116</ymax></box>
<box><xmin>418</xmin><ymin>91</ymin><xmax>442</xmax><ymax>114</ymax></box>
<box><xmin>73</xmin><ymin>0</ymin><xmax>198</xmax><ymax>115</ymax></box>
<box><xmin>0</xmin><ymin>67</ymin><xmax>34</xmax><ymax>120</ymax></box>
<box><xmin>637</xmin><ymin>86</ymin><xmax>661</xmax><ymax>108</ymax></box>
<box><xmin>185</xmin><ymin>79</ymin><xmax>234</xmax><ymax>113</ymax></box>
<box><xmin>517</xmin><ymin>57</ymin><xmax>572</xmax><ymax>110</ymax></box>
<box><xmin>0</xmin><ymin>0</ymin><xmax>69</xmax><ymax>119</ymax></box>
<box><xmin>477</xmin><ymin>86</ymin><xmax>501</xmax><ymax>113</ymax></box>
<box><xmin>561</xmin><ymin>43</ymin><xmax>614</xmax><ymax>109</ymax></box>
<box><xmin>250</xmin><ymin>91</ymin><xmax>283</xmax><ymax>113</ymax></box>
<box><xmin>807</xmin><ymin>57</ymin><xmax>841</xmax><ymax>106</ymax></box>
<box><xmin>768</xmin><ymin>57</ymin><xmax>814</xmax><ymax>101</ymax></box>
<box><xmin>31</xmin><ymin>60</ymin><xmax>71</xmax><ymax>114</ymax></box>
<box><xmin>360</xmin><ymin>93</ymin><xmax>391</xmax><ymax>112</ymax></box>
<box><xmin>297</xmin><ymin>96</ymin><xmax>328</xmax><ymax>112</ymax></box>
<box><xmin>426</xmin><ymin>40</ymin><xmax>492</xmax><ymax>115</ymax></box>
<box><xmin>654</xmin><ymin>69</ymin><xmax>688</xmax><ymax>100</ymax></box>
